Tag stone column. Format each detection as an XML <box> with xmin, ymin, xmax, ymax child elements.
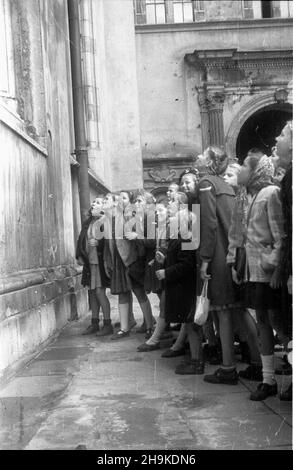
<box><xmin>198</xmin><ymin>88</ymin><xmax>210</xmax><ymax>151</ymax></box>
<box><xmin>207</xmin><ymin>92</ymin><xmax>225</xmax><ymax>147</ymax></box>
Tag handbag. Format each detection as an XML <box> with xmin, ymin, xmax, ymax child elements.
<box><xmin>194</xmin><ymin>279</ymin><xmax>210</xmax><ymax>326</ymax></box>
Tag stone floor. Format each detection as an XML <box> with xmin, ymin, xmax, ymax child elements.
<box><xmin>0</xmin><ymin>294</ymin><xmax>292</xmax><ymax>450</ymax></box>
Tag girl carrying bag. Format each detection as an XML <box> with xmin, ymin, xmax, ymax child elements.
<box><xmin>194</xmin><ymin>279</ymin><xmax>210</xmax><ymax>326</ymax></box>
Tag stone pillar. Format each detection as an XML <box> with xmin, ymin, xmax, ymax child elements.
<box><xmin>207</xmin><ymin>92</ymin><xmax>225</xmax><ymax>147</ymax></box>
<box><xmin>198</xmin><ymin>88</ymin><xmax>210</xmax><ymax>151</ymax></box>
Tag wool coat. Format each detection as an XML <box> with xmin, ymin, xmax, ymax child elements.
<box><xmin>196</xmin><ymin>175</ymin><xmax>236</xmax><ymax>306</ymax></box>
<box><xmin>164</xmin><ymin>238</ymin><xmax>197</xmax><ymax>324</ymax></box>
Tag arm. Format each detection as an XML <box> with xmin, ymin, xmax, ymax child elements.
<box><xmin>263</xmin><ymin>188</ymin><xmax>285</xmax><ymax>271</ymax></box>
<box><xmin>198</xmin><ymin>180</ymin><xmax>217</xmax><ymax>263</ymax></box>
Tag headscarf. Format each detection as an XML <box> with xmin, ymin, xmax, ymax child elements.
<box><xmin>237</xmin><ymin>155</ymin><xmax>275</xmax><ymax>238</ymax></box>
<box><xmin>247</xmin><ymin>155</ymin><xmax>275</xmax><ymax>193</ymax></box>
<box><xmin>204</xmin><ymin>147</ymin><xmax>229</xmax><ymax>176</ymax></box>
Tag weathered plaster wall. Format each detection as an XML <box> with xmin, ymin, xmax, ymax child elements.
<box><xmin>135</xmin><ymin>20</ymin><xmax>293</xmax><ymax>158</ymax></box>
<box><xmin>0</xmin><ymin>0</ymin><xmax>88</xmax><ymax>378</ymax></box>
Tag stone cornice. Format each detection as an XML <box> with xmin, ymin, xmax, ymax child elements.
<box><xmin>135</xmin><ymin>17</ymin><xmax>293</xmax><ymax>34</ymax></box>
<box><xmin>185</xmin><ymin>49</ymin><xmax>293</xmax><ymax>70</ymax></box>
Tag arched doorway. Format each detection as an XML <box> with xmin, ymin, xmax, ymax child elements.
<box><xmin>236</xmin><ymin>103</ymin><xmax>292</xmax><ymax>162</ymax></box>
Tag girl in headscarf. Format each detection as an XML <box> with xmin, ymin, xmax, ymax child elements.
<box><xmin>237</xmin><ymin>152</ymin><xmax>286</xmax><ymax>401</ymax></box>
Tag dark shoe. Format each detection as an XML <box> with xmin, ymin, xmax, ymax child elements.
<box><xmin>110</xmin><ymin>329</ymin><xmax>130</xmax><ymax>340</ymax></box>
<box><xmin>96</xmin><ymin>323</ymin><xmax>113</xmax><ymax>337</ymax></box>
<box><xmin>82</xmin><ymin>322</ymin><xmax>99</xmax><ymax>335</ymax></box>
<box><xmin>137</xmin><ymin>342</ymin><xmax>160</xmax><ymax>352</ymax></box>
<box><xmin>175</xmin><ymin>359</ymin><xmax>205</xmax><ymax>375</ymax></box>
<box><xmin>136</xmin><ymin>322</ymin><xmax>147</xmax><ymax>334</ymax></box>
<box><xmin>161</xmin><ymin>348</ymin><xmax>186</xmax><ymax>358</ymax></box>
<box><xmin>238</xmin><ymin>364</ymin><xmax>263</xmax><ymax>381</ymax></box>
<box><xmin>280</xmin><ymin>384</ymin><xmax>292</xmax><ymax>401</ymax></box>
<box><xmin>144</xmin><ymin>328</ymin><xmax>154</xmax><ymax>340</ymax></box>
<box><xmin>250</xmin><ymin>382</ymin><xmax>278</xmax><ymax>401</ymax></box>
<box><xmin>275</xmin><ymin>356</ymin><xmax>292</xmax><ymax>375</ymax></box>
<box><xmin>204</xmin><ymin>367</ymin><xmax>238</xmax><ymax>385</ymax></box>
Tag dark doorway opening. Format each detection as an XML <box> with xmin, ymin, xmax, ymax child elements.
<box><xmin>236</xmin><ymin>104</ymin><xmax>292</xmax><ymax>163</ymax></box>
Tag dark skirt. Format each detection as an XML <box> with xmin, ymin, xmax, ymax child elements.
<box><xmin>128</xmin><ymin>256</ymin><xmax>146</xmax><ymax>289</ymax></box>
<box><xmin>245</xmin><ymin>282</ymin><xmax>282</xmax><ymax>310</ymax></box>
<box><xmin>144</xmin><ymin>259</ymin><xmax>163</xmax><ymax>294</ymax></box>
<box><xmin>110</xmin><ymin>242</ymin><xmax>132</xmax><ymax>295</ymax></box>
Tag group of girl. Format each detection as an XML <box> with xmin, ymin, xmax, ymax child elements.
<box><xmin>76</xmin><ymin>121</ymin><xmax>292</xmax><ymax>403</ymax></box>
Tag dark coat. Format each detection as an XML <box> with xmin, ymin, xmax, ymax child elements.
<box><xmin>76</xmin><ymin>217</ymin><xmax>92</xmax><ymax>287</ymax></box>
<box><xmin>164</xmin><ymin>238</ymin><xmax>197</xmax><ymax>323</ymax></box>
<box><xmin>196</xmin><ymin>175</ymin><xmax>236</xmax><ymax>306</ymax></box>
<box><xmin>281</xmin><ymin>164</ymin><xmax>292</xmax><ymax>279</ymax></box>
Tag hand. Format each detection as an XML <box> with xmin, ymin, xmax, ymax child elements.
<box><xmin>231</xmin><ymin>267</ymin><xmax>241</xmax><ymax>285</ymax></box>
<box><xmin>270</xmin><ymin>268</ymin><xmax>282</xmax><ymax>289</ymax></box>
<box><xmin>77</xmin><ymin>257</ymin><xmax>84</xmax><ymax>266</ymax></box>
<box><xmin>156</xmin><ymin>269</ymin><xmax>165</xmax><ymax>280</ymax></box>
<box><xmin>148</xmin><ymin>259</ymin><xmax>155</xmax><ymax>267</ymax></box>
<box><xmin>88</xmin><ymin>238</ymin><xmax>98</xmax><ymax>247</ymax></box>
<box><xmin>125</xmin><ymin>232</ymin><xmax>138</xmax><ymax>241</ymax></box>
<box><xmin>155</xmin><ymin>251</ymin><xmax>165</xmax><ymax>264</ymax></box>
<box><xmin>200</xmin><ymin>262</ymin><xmax>211</xmax><ymax>281</ymax></box>
<box><xmin>287</xmin><ymin>275</ymin><xmax>292</xmax><ymax>295</ymax></box>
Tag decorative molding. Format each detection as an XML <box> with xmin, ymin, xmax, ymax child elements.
<box><xmin>148</xmin><ymin>167</ymin><xmax>177</xmax><ymax>183</ymax></box>
<box><xmin>135</xmin><ymin>17</ymin><xmax>293</xmax><ymax>34</ymax></box>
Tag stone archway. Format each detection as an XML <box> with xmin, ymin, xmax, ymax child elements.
<box><xmin>225</xmin><ymin>91</ymin><xmax>292</xmax><ymax>159</ymax></box>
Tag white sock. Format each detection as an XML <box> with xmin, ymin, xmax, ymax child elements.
<box><xmin>171</xmin><ymin>323</ymin><xmax>187</xmax><ymax>351</ymax></box>
<box><xmin>146</xmin><ymin>317</ymin><xmax>166</xmax><ymax>345</ymax></box>
<box><xmin>261</xmin><ymin>354</ymin><xmax>275</xmax><ymax>385</ymax></box>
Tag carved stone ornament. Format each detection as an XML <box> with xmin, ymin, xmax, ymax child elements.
<box><xmin>148</xmin><ymin>167</ymin><xmax>177</xmax><ymax>183</ymax></box>
<box><xmin>206</xmin><ymin>92</ymin><xmax>225</xmax><ymax>109</ymax></box>
<box><xmin>274</xmin><ymin>88</ymin><xmax>288</xmax><ymax>103</ymax></box>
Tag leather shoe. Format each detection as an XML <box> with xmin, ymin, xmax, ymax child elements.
<box><xmin>137</xmin><ymin>342</ymin><xmax>160</xmax><ymax>352</ymax></box>
<box><xmin>161</xmin><ymin>348</ymin><xmax>185</xmax><ymax>358</ymax></box>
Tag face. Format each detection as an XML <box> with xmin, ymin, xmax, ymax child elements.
<box><xmin>237</xmin><ymin>157</ymin><xmax>252</xmax><ymax>186</ymax></box>
<box><xmin>168</xmin><ymin>200</ymin><xmax>179</xmax><ymax>217</ymax></box>
<box><xmin>91</xmin><ymin>197</ymin><xmax>103</xmax><ymax>216</ymax></box>
<box><xmin>180</xmin><ymin>174</ymin><xmax>196</xmax><ymax>194</ymax></box>
<box><xmin>166</xmin><ymin>184</ymin><xmax>178</xmax><ymax>201</ymax></box>
<box><xmin>156</xmin><ymin>203</ymin><xmax>167</xmax><ymax>221</ymax></box>
<box><xmin>196</xmin><ymin>149</ymin><xmax>210</xmax><ymax>167</ymax></box>
<box><xmin>224</xmin><ymin>166</ymin><xmax>238</xmax><ymax>187</ymax></box>
<box><xmin>275</xmin><ymin>124</ymin><xmax>292</xmax><ymax>168</ymax></box>
<box><xmin>274</xmin><ymin>167</ymin><xmax>286</xmax><ymax>183</ymax></box>
<box><xmin>103</xmin><ymin>194</ymin><xmax>114</xmax><ymax>210</ymax></box>
<box><xmin>135</xmin><ymin>195</ymin><xmax>145</xmax><ymax>208</ymax></box>
<box><xmin>119</xmin><ymin>192</ymin><xmax>130</xmax><ymax>208</ymax></box>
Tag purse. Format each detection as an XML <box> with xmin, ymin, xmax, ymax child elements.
<box><xmin>194</xmin><ymin>279</ymin><xmax>210</xmax><ymax>326</ymax></box>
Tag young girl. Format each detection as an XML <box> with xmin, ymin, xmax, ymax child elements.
<box><xmin>237</xmin><ymin>153</ymin><xmax>285</xmax><ymax>400</ymax></box>
<box><xmin>77</xmin><ymin>196</ymin><xmax>112</xmax><ymax>335</ymax></box>
<box><xmin>195</xmin><ymin>147</ymin><xmax>238</xmax><ymax>386</ymax></box>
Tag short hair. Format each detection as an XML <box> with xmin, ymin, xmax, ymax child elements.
<box><xmin>205</xmin><ymin>146</ymin><xmax>229</xmax><ymax>175</ymax></box>
<box><xmin>178</xmin><ymin>168</ymin><xmax>199</xmax><ymax>185</ymax></box>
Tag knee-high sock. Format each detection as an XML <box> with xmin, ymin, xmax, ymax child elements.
<box><xmin>146</xmin><ymin>317</ymin><xmax>166</xmax><ymax>345</ymax></box>
<box><xmin>119</xmin><ymin>302</ymin><xmax>130</xmax><ymax>332</ymax></box>
<box><xmin>261</xmin><ymin>354</ymin><xmax>275</xmax><ymax>385</ymax></box>
<box><xmin>171</xmin><ymin>323</ymin><xmax>187</xmax><ymax>351</ymax></box>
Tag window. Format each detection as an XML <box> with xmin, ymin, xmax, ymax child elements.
<box><xmin>146</xmin><ymin>0</ymin><xmax>166</xmax><ymax>24</ymax></box>
<box><xmin>0</xmin><ymin>0</ymin><xmax>15</xmax><ymax>100</ymax></box>
<box><xmin>242</xmin><ymin>0</ymin><xmax>254</xmax><ymax>18</ymax></box>
<box><xmin>173</xmin><ymin>1</ymin><xmax>193</xmax><ymax>23</ymax></box>
<box><xmin>261</xmin><ymin>0</ymin><xmax>273</xmax><ymax>17</ymax></box>
<box><xmin>134</xmin><ymin>0</ymin><xmax>147</xmax><ymax>24</ymax></box>
<box><xmin>193</xmin><ymin>0</ymin><xmax>205</xmax><ymax>21</ymax></box>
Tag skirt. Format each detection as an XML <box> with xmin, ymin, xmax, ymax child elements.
<box><xmin>245</xmin><ymin>282</ymin><xmax>282</xmax><ymax>310</ymax></box>
<box><xmin>89</xmin><ymin>254</ymin><xmax>110</xmax><ymax>290</ymax></box>
<box><xmin>144</xmin><ymin>259</ymin><xmax>163</xmax><ymax>294</ymax></box>
<box><xmin>110</xmin><ymin>243</ymin><xmax>132</xmax><ymax>295</ymax></box>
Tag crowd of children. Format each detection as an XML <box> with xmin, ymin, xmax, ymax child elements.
<box><xmin>76</xmin><ymin>121</ymin><xmax>292</xmax><ymax>403</ymax></box>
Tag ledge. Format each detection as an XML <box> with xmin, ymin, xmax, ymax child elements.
<box><xmin>0</xmin><ymin>101</ymin><xmax>48</xmax><ymax>157</ymax></box>
<box><xmin>88</xmin><ymin>167</ymin><xmax>110</xmax><ymax>194</ymax></box>
<box><xmin>0</xmin><ymin>265</ymin><xmax>83</xmax><ymax>296</ymax></box>
<box><xmin>135</xmin><ymin>17</ymin><xmax>293</xmax><ymax>34</ymax></box>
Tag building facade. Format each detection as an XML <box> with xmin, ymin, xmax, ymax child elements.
<box><xmin>0</xmin><ymin>0</ymin><xmax>143</xmax><ymax>379</ymax></box>
<box><xmin>0</xmin><ymin>0</ymin><xmax>292</xmax><ymax>378</ymax></box>
<box><xmin>134</xmin><ymin>0</ymin><xmax>293</xmax><ymax>196</ymax></box>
